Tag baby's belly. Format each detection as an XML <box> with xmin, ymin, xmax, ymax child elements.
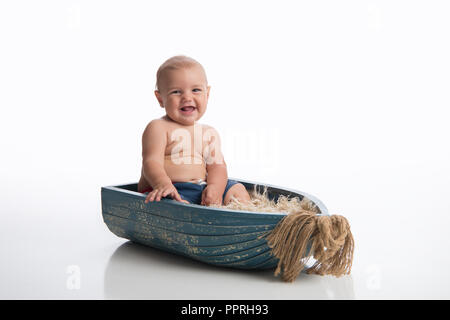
<box><xmin>164</xmin><ymin>157</ymin><xmax>206</xmax><ymax>183</ymax></box>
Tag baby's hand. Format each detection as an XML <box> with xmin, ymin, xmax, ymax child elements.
<box><xmin>201</xmin><ymin>185</ymin><xmax>223</xmax><ymax>206</ymax></box>
<box><xmin>145</xmin><ymin>182</ymin><xmax>189</xmax><ymax>204</ymax></box>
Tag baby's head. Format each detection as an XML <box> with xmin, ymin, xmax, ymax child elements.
<box><xmin>155</xmin><ymin>55</ymin><xmax>211</xmax><ymax>126</ymax></box>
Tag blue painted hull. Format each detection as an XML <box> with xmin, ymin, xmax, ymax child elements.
<box><xmin>101</xmin><ymin>178</ymin><xmax>328</xmax><ymax>270</ymax></box>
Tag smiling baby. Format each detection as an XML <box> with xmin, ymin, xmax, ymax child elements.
<box><xmin>138</xmin><ymin>55</ymin><xmax>251</xmax><ymax>206</ymax></box>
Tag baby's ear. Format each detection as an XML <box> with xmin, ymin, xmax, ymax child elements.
<box><xmin>206</xmin><ymin>86</ymin><xmax>211</xmax><ymax>99</ymax></box>
<box><xmin>154</xmin><ymin>90</ymin><xmax>164</xmax><ymax>107</ymax></box>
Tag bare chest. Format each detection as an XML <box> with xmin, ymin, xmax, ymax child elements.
<box><xmin>164</xmin><ymin>125</ymin><xmax>207</xmax><ymax>158</ymax></box>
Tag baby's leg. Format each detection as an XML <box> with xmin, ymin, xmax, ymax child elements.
<box><xmin>223</xmin><ymin>183</ymin><xmax>251</xmax><ymax>205</ymax></box>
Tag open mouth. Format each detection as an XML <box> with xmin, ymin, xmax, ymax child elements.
<box><xmin>180</xmin><ymin>106</ymin><xmax>196</xmax><ymax>113</ymax></box>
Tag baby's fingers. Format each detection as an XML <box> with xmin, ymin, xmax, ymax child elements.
<box><xmin>145</xmin><ymin>188</ymin><xmax>188</xmax><ymax>204</ymax></box>
<box><xmin>170</xmin><ymin>190</ymin><xmax>188</xmax><ymax>203</ymax></box>
<box><xmin>161</xmin><ymin>188</ymin><xmax>174</xmax><ymax>199</ymax></box>
<box><xmin>145</xmin><ymin>190</ymin><xmax>157</xmax><ymax>203</ymax></box>
<box><xmin>155</xmin><ymin>189</ymin><xmax>168</xmax><ymax>201</ymax></box>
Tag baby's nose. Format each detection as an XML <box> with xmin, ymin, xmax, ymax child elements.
<box><xmin>181</xmin><ymin>92</ymin><xmax>193</xmax><ymax>101</ymax></box>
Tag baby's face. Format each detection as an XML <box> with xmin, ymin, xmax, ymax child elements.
<box><xmin>155</xmin><ymin>66</ymin><xmax>210</xmax><ymax>126</ymax></box>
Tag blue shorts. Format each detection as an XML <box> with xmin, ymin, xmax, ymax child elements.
<box><xmin>172</xmin><ymin>179</ymin><xmax>239</xmax><ymax>204</ymax></box>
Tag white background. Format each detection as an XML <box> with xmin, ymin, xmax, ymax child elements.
<box><xmin>1</xmin><ymin>0</ymin><xmax>449</xmax><ymax>299</ymax></box>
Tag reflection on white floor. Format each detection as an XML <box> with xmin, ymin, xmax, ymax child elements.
<box><xmin>104</xmin><ymin>241</ymin><xmax>355</xmax><ymax>300</ymax></box>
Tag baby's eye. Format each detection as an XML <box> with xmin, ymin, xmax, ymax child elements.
<box><xmin>193</xmin><ymin>88</ymin><xmax>202</xmax><ymax>92</ymax></box>
<box><xmin>170</xmin><ymin>90</ymin><xmax>181</xmax><ymax>94</ymax></box>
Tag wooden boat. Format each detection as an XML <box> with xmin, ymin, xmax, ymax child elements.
<box><xmin>101</xmin><ymin>178</ymin><xmax>329</xmax><ymax>270</ymax></box>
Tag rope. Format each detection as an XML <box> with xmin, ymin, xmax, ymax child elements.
<box><xmin>265</xmin><ymin>209</ymin><xmax>354</xmax><ymax>282</ymax></box>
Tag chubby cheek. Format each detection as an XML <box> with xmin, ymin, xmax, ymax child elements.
<box><xmin>196</xmin><ymin>106</ymin><xmax>206</xmax><ymax>118</ymax></box>
<box><xmin>166</xmin><ymin>97</ymin><xmax>180</xmax><ymax>107</ymax></box>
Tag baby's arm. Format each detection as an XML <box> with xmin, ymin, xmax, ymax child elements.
<box><xmin>141</xmin><ymin>120</ymin><xmax>186</xmax><ymax>203</ymax></box>
<box><xmin>201</xmin><ymin>127</ymin><xmax>228</xmax><ymax>206</ymax></box>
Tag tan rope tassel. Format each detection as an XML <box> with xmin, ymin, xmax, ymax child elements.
<box><xmin>265</xmin><ymin>209</ymin><xmax>354</xmax><ymax>282</ymax></box>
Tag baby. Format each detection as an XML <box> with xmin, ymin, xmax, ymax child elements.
<box><xmin>138</xmin><ymin>55</ymin><xmax>251</xmax><ymax>206</ymax></box>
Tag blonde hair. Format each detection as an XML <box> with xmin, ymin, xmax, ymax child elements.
<box><xmin>155</xmin><ymin>55</ymin><xmax>208</xmax><ymax>91</ymax></box>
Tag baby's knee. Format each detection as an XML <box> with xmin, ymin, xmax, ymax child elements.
<box><xmin>224</xmin><ymin>183</ymin><xmax>250</xmax><ymax>204</ymax></box>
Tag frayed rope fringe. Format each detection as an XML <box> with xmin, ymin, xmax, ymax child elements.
<box><xmin>264</xmin><ymin>210</ymin><xmax>354</xmax><ymax>282</ymax></box>
<box><xmin>215</xmin><ymin>185</ymin><xmax>354</xmax><ymax>283</ymax></box>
